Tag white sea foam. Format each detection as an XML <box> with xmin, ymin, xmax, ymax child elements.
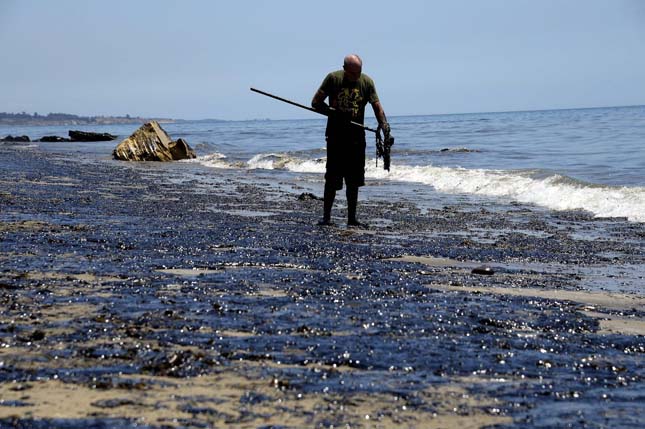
<box><xmin>191</xmin><ymin>152</ymin><xmax>235</xmax><ymax>169</ymax></box>
<box><xmin>362</xmin><ymin>162</ymin><xmax>645</xmax><ymax>222</ymax></box>
<box><xmin>246</xmin><ymin>153</ymin><xmax>326</xmax><ymax>173</ymax></box>
<box><xmin>196</xmin><ymin>152</ymin><xmax>645</xmax><ymax>222</ymax></box>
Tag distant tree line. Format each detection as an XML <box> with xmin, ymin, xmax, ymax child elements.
<box><xmin>0</xmin><ymin>112</ymin><xmax>172</xmax><ymax>125</ymax></box>
<box><xmin>1</xmin><ymin>112</ymin><xmax>129</xmax><ymax>121</ymax></box>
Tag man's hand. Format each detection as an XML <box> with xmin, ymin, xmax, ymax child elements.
<box><xmin>314</xmin><ymin>102</ymin><xmax>350</xmax><ymax>122</ymax></box>
<box><xmin>312</xmin><ymin>101</ymin><xmax>331</xmax><ymax>116</ymax></box>
<box><xmin>379</xmin><ymin>122</ymin><xmax>393</xmax><ymax>143</ymax></box>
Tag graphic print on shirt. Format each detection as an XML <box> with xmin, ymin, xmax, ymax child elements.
<box><xmin>336</xmin><ymin>88</ymin><xmax>363</xmax><ymax>119</ymax></box>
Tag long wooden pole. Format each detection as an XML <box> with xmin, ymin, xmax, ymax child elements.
<box><xmin>250</xmin><ymin>87</ymin><xmax>378</xmax><ymax>133</ymax></box>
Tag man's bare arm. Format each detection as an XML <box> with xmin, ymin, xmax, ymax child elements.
<box><xmin>371</xmin><ymin>101</ymin><xmax>388</xmax><ymax>126</ymax></box>
<box><xmin>311</xmin><ymin>90</ymin><xmax>327</xmax><ymax>109</ymax></box>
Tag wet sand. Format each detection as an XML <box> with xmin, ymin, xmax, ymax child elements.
<box><xmin>391</xmin><ymin>255</ymin><xmax>645</xmax><ymax>335</ymax></box>
<box><xmin>0</xmin><ymin>144</ymin><xmax>643</xmax><ymax>428</ymax></box>
<box><xmin>0</xmin><ymin>367</ymin><xmax>511</xmax><ymax>428</ymax></box>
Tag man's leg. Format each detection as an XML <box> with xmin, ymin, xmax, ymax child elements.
<box><xmin>346</xmin><ymin>185</ymin><xmax>358</xmax><ymax>225</ymax></box>
<box><xmin>347</xmin><ymin>185</ymin><xmax>368</xmax><ymax>227</ymax></box>
<box><xmin>346</xmin><ymin>140</ymin><xmax>367</xmax><ymax>227</ymax></box>
<box><xmin>318</xmin><ymin>181</ymin><xmax>336</xmax><ymax>225</ymax></box>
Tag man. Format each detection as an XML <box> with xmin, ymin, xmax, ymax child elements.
<box><xmin>311</xmin><ymin>54</ymin><xmax>391</xmax><ymax>227</ymax></box>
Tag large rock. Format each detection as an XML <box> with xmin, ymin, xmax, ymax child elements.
<box><xmin>112</xmin><ymin>121</ymin><xmax>196</xmax><ymax>161</ymax></box>
<box><xmin>1</xmin><ymin>135</ymin><xmax>30</xmax><ymax>142</ymax></box>
<box><xmin>69</xmin><ymin>130</ymin><xmax>117</xmax><ymax>141</ymax></box>
<box><xmin>39</xmin><ymin>136</ymin><xmax>71</xmax><ymax>142</ymax></box>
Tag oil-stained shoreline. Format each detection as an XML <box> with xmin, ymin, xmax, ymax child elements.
<box><xmin>0</xmin><ymin>144</ymin><xmax>643</xmax><ymax>428</ymax></box>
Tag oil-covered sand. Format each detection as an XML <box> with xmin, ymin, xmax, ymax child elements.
<box><xmin>0</xmin><ymin>145</ymin><xmax>643</xmax><ymax>428</ymax></box>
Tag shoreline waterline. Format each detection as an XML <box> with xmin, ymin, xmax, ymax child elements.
<box><xmin>4</xmin><ymin>104</ymin><xmax>644</xmax><ymax>223</ymax></box>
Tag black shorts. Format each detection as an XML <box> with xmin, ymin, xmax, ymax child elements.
<box><xmin>325</xmin><ymin>137</ymin><xmax>366</xmax><ymax>190</ymax></box>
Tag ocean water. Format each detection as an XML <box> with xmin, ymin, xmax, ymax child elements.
<box><xmin>3</xmin><ymin>105</ymin><xmax>645</xmax><ymax>222</ymax></box>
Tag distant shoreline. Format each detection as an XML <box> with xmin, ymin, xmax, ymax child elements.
<box><xmin>0</xmin><ymin>113</ymin><xmax>176</xmax><ymax>127</ymax></box>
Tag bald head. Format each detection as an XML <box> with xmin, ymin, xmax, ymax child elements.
<box><xmin>343</xmin><ymin>54</ymin><xmax>363</xmax><ymax>82</ymax></box>
<box><xmin>344</xmin><ymin>54</ymin><xmax>362</xmax><ymax>68</ymax></box>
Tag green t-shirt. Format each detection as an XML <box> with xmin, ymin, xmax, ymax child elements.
<box><xmin>318</xmin><ymin>70</ymin><xmax>379</xmax><ymax>139</ymax></box>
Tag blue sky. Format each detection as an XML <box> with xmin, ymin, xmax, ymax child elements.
<box><xmin>1</xmin><ymin>0</ymin><xmax>644</xmax><ymax>120</ymax></box>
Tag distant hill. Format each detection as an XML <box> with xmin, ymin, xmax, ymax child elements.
<box><xmin>0</xmin><ymin>112</ymin><xmax>175</xmax><ymax>126</ymax></box>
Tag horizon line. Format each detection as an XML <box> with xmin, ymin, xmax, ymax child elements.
<box><xmin>1</xmin><ymin>103</ymin><xmax>643</xmax><ymax>124</ymax></box>
<box><xmin>194</xmin><ymin>103</ymin><xmax>645</xmax><ymax>122</ymax></box>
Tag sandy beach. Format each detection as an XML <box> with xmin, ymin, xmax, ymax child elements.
<box><xmin>0</xmin><ymin>144</ymin><xmax>643</xmax><ymax>428</ymax></box>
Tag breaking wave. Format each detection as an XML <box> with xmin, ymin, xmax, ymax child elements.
<box><xmin>194</xmin><ymin>152</ymin><xmax>645</xmax><ymax>222</ymax></box>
